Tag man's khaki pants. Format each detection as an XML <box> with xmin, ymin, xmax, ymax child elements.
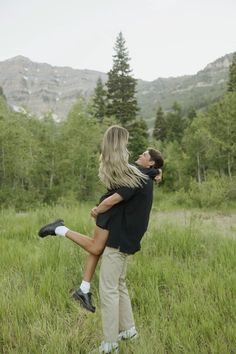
<box><xmin>99</xmin><ymin>247</ymin><xmax>135</xmax><ymax>342</ymax></box>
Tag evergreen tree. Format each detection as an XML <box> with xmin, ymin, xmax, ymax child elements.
<box><xmin>166</xmin><ymin>102</ymin><xmax>186</xmax><ymax>143</ymax></box>
<box><xmin>129</xmin><ymin>119</ymin><xmax>148</xmax><ymax>162</ymax></box>
<box><xmin>153</xmin><ymin>106</ymin><xmax>167</xmax><ymax>141</ymax></box>
<box><xmin>0</xmin><ymin>86</ymin><xmax>6</xmax><ymax>100</ymax></box>
<box><xmin>0</xmin><ymin>93</ymin><xmax>9</xmax><ymax>119</ymax></box>
<box><xmin>92</xmin><ymin>77</ymin><xmax>107</xmax><ymax>121</ymax></box>
<box><xmin>228</xmin><ymin>52</ymin><xmax>236</xmax><ymax>92</ymax></box>
<box><xmin>187</xmin><ymin>107</ymin><xmax>197</xmax><ymax>122</ymax></box>
<box><xmin>106</xmin><ymin>32</ymin><xmax>138</xmax><ymax>126</ymax></box>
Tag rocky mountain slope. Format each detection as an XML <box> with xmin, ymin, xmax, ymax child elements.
<box><xmin>0</xmin><ymin>56</ymin><xmax>107</xmax><ymax>120</ymax></box>
<box><xmin>0</xmin><ymin>53</ymin><xmax>233</xmax><ymax>122</ymax></box>
<box><xmin>137</xmin><ymin>53</ymin><xmax>232</xmax><ymax>126</ymax></box>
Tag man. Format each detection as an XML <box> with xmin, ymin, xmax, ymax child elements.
<box><xmin>93</xmin><ymin>148</ymin><xmax>163</xmax><ymax>353</ymax></box>
<box><xmin>38</xmin><ymin>148</ymin><xmax>164</xmax><ymax>353</ymax></box>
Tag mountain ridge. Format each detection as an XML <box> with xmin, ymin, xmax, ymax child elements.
<box><xmin>0</xmin><ymin>52</ymin><xmax>234</xmax><ymax>122</ymax></box>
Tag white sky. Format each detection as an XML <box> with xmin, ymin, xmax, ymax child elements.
<box><xmin>0</xmin><ymin>0</ymin><xmax>236</xmax><ymax>81</ymax></box>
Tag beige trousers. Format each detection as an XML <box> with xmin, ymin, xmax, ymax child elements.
<box><xmin>99</xmin><ymin>247</ymin><xmax>135</xmax><ymax>342</ymax></box>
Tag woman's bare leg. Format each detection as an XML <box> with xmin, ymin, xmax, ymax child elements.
<box><xmin>73</xmin><ymin>251</ymin><xmax>102</xmax><ymax>311</ymax></box>
<box><xmin>66</xmin><ymin>225</ymin><xmax>109</xmax><ymax>256</ymax></box>
<box><xmin>71</xmin><ymin>227</ymin><xmax>109</xmax><ymax>312</ymax></box>
<box><xmin>83</xmin><ymin>253</ymin><xmax>101</xmax><ymax>282</ymax></box>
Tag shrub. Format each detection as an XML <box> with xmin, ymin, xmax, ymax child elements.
<box><xmin>188</xmin><ymin>178</ymin><xmax>229</xmax><ymax>208</ymax></box>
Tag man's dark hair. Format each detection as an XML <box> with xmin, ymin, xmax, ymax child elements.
<box><xmin>148</xmin><ymin>148</ymin><xmax>164</xmax><ymax>169</ymax></box>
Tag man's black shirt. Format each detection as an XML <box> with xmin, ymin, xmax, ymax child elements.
<box><xmin>96</xmin><ymin>168</ymin><xmax>155</xmax><ymax>254</ymax></box>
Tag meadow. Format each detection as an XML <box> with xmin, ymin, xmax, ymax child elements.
<box><xmin>0</xmin><ymin>200</ymin><xmax>235</xmax><ymax>354</ymax></box>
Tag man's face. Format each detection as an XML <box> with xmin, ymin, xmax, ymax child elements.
<box><xmin>135</xmin><ymin>150</ymin><xmax>154</xmax><ymax>168</ymax></box>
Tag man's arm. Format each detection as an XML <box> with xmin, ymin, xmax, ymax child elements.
<box><xmin>91</xmin><ymin>193</ymin><xmax>124</xmax><ymax>218</ymax></box>
<box><xmin>143</xmin><ymin>167</ymin><xmax>162</xmax><ymax>183</ymax></box>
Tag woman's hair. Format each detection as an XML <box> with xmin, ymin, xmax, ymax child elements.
<box><xmin>99</xmin><ymin>125</ymin><xmax>147</xmax><ymax>189</ymax></box>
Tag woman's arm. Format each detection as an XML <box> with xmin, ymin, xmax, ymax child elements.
<box><xmin>91</xmin><ymin>193</ymin><xmax>124</xmax><ymax>218</ymax></box>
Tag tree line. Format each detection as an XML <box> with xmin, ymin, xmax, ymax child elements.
<box><xmin>151</xmin><ymin>52</ymin><xmax>236</xmax><ymax>206</ymax></box>
<box><xmin>0</xmin><ymin>35</ymin><xmax>235</xmax><ymax>209</ymax></box>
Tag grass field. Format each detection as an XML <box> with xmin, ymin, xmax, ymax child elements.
<box><xmin>0</xmin><ymin>203</ymin><xmax>235</xmax><ymax>354</ymax></box>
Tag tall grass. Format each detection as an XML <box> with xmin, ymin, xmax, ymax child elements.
<box><xmin>0</xmin><ymin>204</ymin><xmax>235</xmax><ymax>353</ymax></box>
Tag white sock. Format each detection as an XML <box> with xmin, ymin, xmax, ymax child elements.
<box><xmin>80</xmin><ymin>280</ymin><xmax>90</xmax><ymax>294</ymax></box>
<box><xmin>55</xmin><ymin>225</ymin><xmax>69</xmax><ymax>237</ymax></box>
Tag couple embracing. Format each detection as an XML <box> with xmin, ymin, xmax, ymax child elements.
<box><xmin>38</xmin><ymin>125</ymin><xmax>164</xmax><ymax>353</ymax></box>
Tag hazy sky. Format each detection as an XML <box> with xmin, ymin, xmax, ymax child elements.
<box><xmin>1</xmin><ymin>0</ymin><xmax>236</xmax><ymax>81</ymax></box>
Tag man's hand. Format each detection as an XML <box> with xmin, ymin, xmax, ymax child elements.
<box><xmin>90</xmin><ymin>207</ymin><xmax>98</xmax><ymax>219</ymax></box>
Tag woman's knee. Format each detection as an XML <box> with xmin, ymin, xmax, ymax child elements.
<box><xmin>90</xmin><ymin>227</ymin><xmax>108</xmax><ymax>255</ymax></box>
<box><xmin>90</xmin><ymin>242</ymin><xmax>104</xmax><ymax>256</ymax></box>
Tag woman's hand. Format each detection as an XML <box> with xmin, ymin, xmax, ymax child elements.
<box><xmin>154</xmin><ymin>169</ymin><xmax>162</xmax><ymax>183</ymax></box>
<box><xmin>90</xmin><ymin>207</ymin><xmax>98</xmax><ymax>219</ymax></box>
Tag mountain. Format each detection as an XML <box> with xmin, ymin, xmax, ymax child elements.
<box><xmin>0</xmin><ymin>55</ymin><xmax>107</xmax><ymax>120</ymax></box>
<box><xmin>137</xmin><ymin>53</ymin><xmax>233</xmax><ymax>127</ymax></box>
<box><xmin>0</xmin><ymin>53</ymin><xmax>233</xmax><ymax>122</ymax></box>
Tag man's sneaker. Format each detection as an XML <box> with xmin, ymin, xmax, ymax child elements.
<box><xmin>38</xmin><ymin>219</ymin><xmax>64</xmax><ymax>237</ymax></box>
<box><xmin>118</xmin><ymin>326</ymin><xmax>138</xmax><ymax>341</ymax></box>
<box><xmin>72</xmin><ymin>288</ymin><xmax>96</xmax><ymax>313</ymax></box>
<box><xmin>99</xmin><ymin>341</ymin><xmax>119</xmax><ymax>353</ymax></box>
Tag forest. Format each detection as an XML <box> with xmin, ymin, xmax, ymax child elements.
<box><xmin>0</xmin><ymin>33</ymin><xmax>235</xmax><ymax>210</ymax></box>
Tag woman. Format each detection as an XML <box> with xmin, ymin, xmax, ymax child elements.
<box><xmin>38</xmin><ymin>125</ymin><xmax>162</xmax><ymax>312</ymax></box>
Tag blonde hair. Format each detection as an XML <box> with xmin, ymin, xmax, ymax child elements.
<box><xmin>99</xmin><ymin>125</ymin><xmax>148</xmax><ymax>189</ymax></box>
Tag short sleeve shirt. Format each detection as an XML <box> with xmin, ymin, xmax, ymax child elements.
<box><xmin>96</xmin><ymin>167</ymin><xmax>155</xmax><ymax>254</ymax></box>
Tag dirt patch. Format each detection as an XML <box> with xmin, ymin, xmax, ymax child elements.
<box><xmin>151</xmin><ymin>210</ymin><xmax>236</xmax><ymax>239</ymax></box>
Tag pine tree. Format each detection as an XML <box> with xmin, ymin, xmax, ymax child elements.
<box><xmin>228</xmin><ymin>52</ymin><xmax>236</xmax><ymax>92</ymax></box>
<box><xmin>129</xmin><ymin>119</ymin><xmax>148</xmax><ymax>162</ymax></box>
<box><xmin>92</xmin><ymin>77</ymin><xmax>107</xmax><ymax>121</ymax></box>
<box><xmin>0</xmin><ymin>86</ymin><xmax>5</xmax><ymax>99</ymax></box>
<box><xmin>0</xmin><ymin>86</ymin><xmax>7</xmax><ymax>104</ymax></box>
<box><xmin>153</xmin><ymin>106</ymin><xmax>167</xmax><ymax>141</ymax></box>
<box><xmin>166</xmin><ymin>102</ymin><xmax>186</xmax><ymax>143</ymax></box>
<box><xmin>187</xmin><ymin>107</ymin><xmax>197</xmax><ymax>121</ymax></box>
<box><xmin>106</xmin><ymin>32</ymin><xmax>138</xmax><ymax>127</ymax></box>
